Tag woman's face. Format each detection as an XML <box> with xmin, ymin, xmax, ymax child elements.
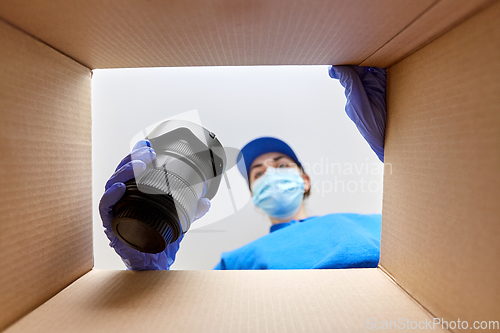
<box><xmin>248</xmin><ymin>152</ymin><xmax>310</xmax><ymax>192</ymax></box>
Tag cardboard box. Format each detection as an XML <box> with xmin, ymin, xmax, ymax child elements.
<box><xmin>0</xmin><ymin>0</ymin><xmax>498</xmax><ymax>331</ymax></box>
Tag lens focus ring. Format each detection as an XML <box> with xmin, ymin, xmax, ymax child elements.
<box><xmin>136</xmin><ymin>168</ymin><xmax>199</xmax><ymax>232</ymax></box>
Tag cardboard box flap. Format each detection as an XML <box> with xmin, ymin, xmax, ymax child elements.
<box><xmin>360</xmin><ymin>0</ymin><xmax>495</xmax><ymax>67</ymax></box>
<box><xmin>0</xmin><ymin>0</ymin><xmax>447</xmax><ymax>69</ymax></box>
<box><xmin>5</xmin><ymin>269</ymin><xmax>446</xmax><ymax>333</ymax></box>
<box><xmin>382</xmin><ymin>0</ymin><xmax>500</xmax><ymax>325</ymax></box>
<box><xmin>0</xmin><ymin>19</ymin><xmax>93</xmax><ymax>331</ymax></box>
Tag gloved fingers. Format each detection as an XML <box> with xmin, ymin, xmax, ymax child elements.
<box><xmin>117</xmin><ymin>246</ymin><xmax>147</xmax><ymax>270</ymax></box>
<box><xmin>133</xmin><ymin>139</ymin><xmax>152</xmax><ymax>151</ymax></box>
<box><xmin>329</xmin><ymin>65</ymin><xmax>386</xmax><ymax>162</ymax></box>
<box><xmin>115</xmin><ymin>145</ymin><xmax>156</xmax><ymax>172</ymax></box>
<box><xmin>193</xmin><ymin>198</ymin><xmax>211</xmax><ymax>221</ymax></box>
<box><xmin>106</xmin><ymin>160</ymin><xmax>146</xmax><ymax>190</ymax></box>
<box><xmin>99</xmin><ymin>182</ymin><xmax>126</xmax><ymax>227</ymax></box>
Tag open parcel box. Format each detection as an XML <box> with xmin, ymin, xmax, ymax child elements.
<box><xmin>0</xmin><ymin>1</ymin><xmax>499</xmax><ymax>332</ymax></box>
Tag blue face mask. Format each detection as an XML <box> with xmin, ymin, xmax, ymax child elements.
<box><xmin>251</xmin><ymin>167</ymin><xmax>305</xmax><ymax>220</ymax></box>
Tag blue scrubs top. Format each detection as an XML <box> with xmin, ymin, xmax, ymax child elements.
<box><xmin>213</xmin><ymin>213</ymin><xmax>381</xmax><ymax>270</ymax></box>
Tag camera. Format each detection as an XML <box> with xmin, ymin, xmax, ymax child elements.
<box><xmin>111</xmin><ymin>120</ymin><xmax>226</xmax><ymax>253</ymax></box>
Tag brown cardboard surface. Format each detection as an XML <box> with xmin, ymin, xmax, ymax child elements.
<box><xmin>0</xmin><ymin>0</ymin><xmax>498</xmax><ymax>331</ymax></box>
<box><xmin>0</xmin><ymin>19</ymin><xmax>93</xmax><ymax>331</ymax></box>
<box><xmin>5</xmin><ymin>269</ymin><xmax>445</xmax><ymax>333</ymax></box>
<box><xmin>360</xmin><ymin>0</ymin><xmax>496</xmax><ymax>67</ymax></box>
<box><xmin>0</xmin><ymin>0</ymin><xmax>436</xmax><ymax>69</ymax></box>
<box><xmin>382</xmin><ymin>1</ymin><xmax>500</xmax><ymax>329</ymax></box>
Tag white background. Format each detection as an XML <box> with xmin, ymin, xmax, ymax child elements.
<box><xmin>92</xmin><ymin>65</ymin><xmax>384</xmax><ymax>270</ymax></box>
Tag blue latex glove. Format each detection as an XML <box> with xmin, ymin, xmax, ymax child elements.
<box><xmin>329</xmin><ymin>65</ymin><xmax>387</xmax><ymax>162</ymax></box>
<box><xmin>99</xmin><ymin>140</ymin><xmax>211</xmax><ymax>270</ymax></box>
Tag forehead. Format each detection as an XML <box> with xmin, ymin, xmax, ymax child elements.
<box><xmin>249</xmin><ymin>152</ymin><xmax>294</xmax><ymax>169</ymax></box>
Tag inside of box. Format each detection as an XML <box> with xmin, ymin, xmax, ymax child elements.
<box><xmin>381</xmin><ymin>1</ymin><xmax>500</xmax><ymax>323</ymax></box>
<box><xmin>0</xmin><ymin>19</ymin><xmax>93</xmax><ymax>331</ymax></box>
<box><xmin>4</xmin><ymin>269</ymin><xmax>448</xmax><ymax>333</ymax></box>
<box><xmin>0</xmin><ymin>0</ymin><xmax>493</xmax><ymax>69</ymax></box>
<box><xmin>1</xmin><ymin>0</ymin><xmax>499</xmax><ymax>331</ymax></box>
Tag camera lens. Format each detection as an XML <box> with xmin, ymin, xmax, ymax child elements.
<box><xmin>111</xmin><ymin>120</ymin><xmax>226</xmax><ymax>254</ymax></box>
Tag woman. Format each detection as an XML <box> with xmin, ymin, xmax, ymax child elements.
<box><xmin>100</xmin><ymin>136</ymin><xmax>381</xmax><ymax>270</ymax></box>
<box><xmin>214</xmin><ymin>136</ymin><xmax>381</xmax><ymax>269</ymax></box>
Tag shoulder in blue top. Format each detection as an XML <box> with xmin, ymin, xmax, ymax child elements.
<box><xmin>213</xmin><ymin>213</ymin><xmax>381</xmax><ymax>270</ymax></box>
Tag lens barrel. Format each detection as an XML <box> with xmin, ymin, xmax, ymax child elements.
<box><xmin>111</xmin><ymin>120</ymin><xmax>226</xmax><ymax>254</ymax></box>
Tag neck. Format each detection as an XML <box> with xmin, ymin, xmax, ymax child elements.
<box><xmin>269</xmin><ymin>204</ymin><xmax>308</xmax><ymax>225</ymax></box>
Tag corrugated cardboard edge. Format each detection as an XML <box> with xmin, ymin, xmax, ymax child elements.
<box><xmin>0</xmin><ymin>17</ymin><xmax>93</xmax><ymax>331</ymax></box>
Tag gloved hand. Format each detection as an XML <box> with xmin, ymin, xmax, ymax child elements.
<box><xmin>329</xmin><ymin>65</ymin><xmax>387</xmax><ymax>162</ymax></box>
<box><xmin>99</xmin><ymin>139</ymin><xmax>211</xmax><ymax>270</ymax></box>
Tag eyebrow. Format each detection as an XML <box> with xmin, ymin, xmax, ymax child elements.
<box><xmin>249</xmin><ymin>155</ymin><xmax>286</xmax><ymax>172</ymax></box>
